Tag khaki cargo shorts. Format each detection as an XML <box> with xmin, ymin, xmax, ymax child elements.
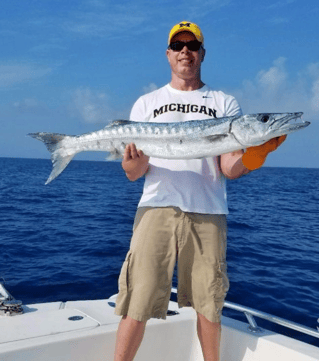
<box><xmin>115</xmin><ymin>207</ymin><xmax>229</xmax><ymax>323</ymax></box>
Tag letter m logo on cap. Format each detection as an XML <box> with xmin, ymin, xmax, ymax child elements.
<box><xmin>179</xmin><ymin>22</ymin><xmax>191</xmax><ymax>28</ymax></box>
<box><xmin>168</xmin><ymin>21</ymin><xmax>204</xmax><ymax>45</ymax></box>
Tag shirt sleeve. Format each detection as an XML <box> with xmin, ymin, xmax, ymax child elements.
<box><xmin>225</xmin><ymin>96</ymin><xmax>243</xmax><ymax>117</ymax></box>
<box><xmin>130</xmin><ymin>96</ymin><xmax>147</xmax><ymax>122</ymax></box>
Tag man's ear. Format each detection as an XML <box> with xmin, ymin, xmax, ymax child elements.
<box><xmin>201</xmin><ymin>48</ymin><xmax>206</xmax><ymax>63</ymax></box>
<box><xmin>166</xmin><ymin>49</ymin><xmax>171</xmax><ymax>64</ymax></box>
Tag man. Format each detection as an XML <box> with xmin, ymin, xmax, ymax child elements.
<box><xmin>114</xmin><ymin>21</ymin><xmax>285</xmax><ymax>361</ymax></box>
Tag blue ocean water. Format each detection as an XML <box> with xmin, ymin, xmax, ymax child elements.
<box><xmin>1</xmin><ymin>157</ymin><xmax>318</xmax><ymax>347</ymax></box>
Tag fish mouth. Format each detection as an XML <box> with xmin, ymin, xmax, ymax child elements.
<box><xmin>270</xmin><ymin>112</ymin><xmax>310</xmax><ymax>134</ymax></box>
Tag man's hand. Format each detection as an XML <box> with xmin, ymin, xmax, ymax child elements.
<box><xmin>122</xmin><ymin>143</ymin><xmax>149</xmax><ymax>181</ymax></box>
<box><xmin>220</xmin><ymin>135</ymin><xmax>287</xmax><ymax>179</ymax></box>
<box><xmin>242</xmin><ymin>135</ymin><xmax>287</xmax><ymax>171</ymax></box>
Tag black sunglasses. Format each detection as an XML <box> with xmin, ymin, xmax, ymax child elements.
<box><xmin>169</xmin><ymin>40</ymin><xmax>202</xmax><ymax>52</ymax></box>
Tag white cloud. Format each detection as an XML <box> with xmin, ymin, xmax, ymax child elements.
<box><xmin>1</xmin><ymin>0</ymin><xmax>233</xmax><ymax>44</ymax></box>
<box><xmin>310</xmin><ymin>78</ymin><xmax>319</xmax><ymax>112</ymax></box>
<box><xmin>269</xmin><ymin>17</ymin><xmax>289</xmax><ymax>24</ymax></box>
<box><xmin>181</xmin><ymin>0</ymin><xmax>231</xmax><ymax>18</ymax></box>
<box><xmin>266</xmin><ymin>0</ymin><xmax>296</xmax><ymax>9</ymax></box>
<box><xmin>63</xmin><ymin>3</ymin><xmax>150</xmax><ymax>39</ymax></box>
<box><xmin>231</xmin><ymin>58</ymin><xmax>318</xmax><ymax>169</ymax></box>
<box><xmin>14</xmin><ymin>98</ymin><xmax>38</xmax><ymax>108</ymax></box>
<box><xmin>257</xmin><ymin>57</ymin><xmax>287</xmax><ymax>95</ymax></box>
<box><xmin>71</xmin><ymin>88</ymin><xmax>108</xmax><ymax>123</ymax></box>
<box><xmin>307</xmin><ymin>63</ymin><xmax>319</xmax><ymax>78</ymax></box>
<box><xmin>11</xmin><ymin>97</ymin><xmax>50</xmax><ymax>117</ymax></box>
<box><xmin>13</xmin><ymin>98</ymin><xmax>40</xmax><ymax>111</ymax></box>
<box><xmin>143</xmin><ymin>82</ymin><xmax>158</xmax><ymax>94</ymax></box>
<box><xmin>233</xmin><ymin>58</ymin><xmax>319</xmax><ymax>119</ymax></box>
<box><xmin>60</xmin><ymin>0</ymin><xmax>232</xmax><ymax>39</ymax></box>
<box><xmin>307</xmin><ymin>63</ymin><xmax>319</xmax><ymax>111</ymax></box>
<box><xmin>0</xmin><ymin>64</ymin><xmax>51</xmax><ymax>88</ymax></box>
<box><xmin>70</xmin><ymin>88</ymin><xmax>128</xmax><ymax>124</ymax></box>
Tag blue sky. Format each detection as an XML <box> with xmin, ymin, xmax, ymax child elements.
<box><xmin>1</xmin><ymin>0</ymin><xmax>318</xmax><ymax>168</ymax></box>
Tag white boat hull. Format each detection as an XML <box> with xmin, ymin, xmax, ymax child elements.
<box><xmin>0</xmin><ymin>294</ymin><xmax>318</xmax><ymax>361</ymax></box>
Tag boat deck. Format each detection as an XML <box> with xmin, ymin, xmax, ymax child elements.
<box><xmin>0</xmin><ymin>291</ymin><xmax>318</xmax><ymax>361</ymax></box>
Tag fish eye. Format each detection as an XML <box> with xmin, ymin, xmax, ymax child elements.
<box><xmin>260</xmin><ymin>115</ymin><xmax>270</xmax><ymax>123</ymax></box>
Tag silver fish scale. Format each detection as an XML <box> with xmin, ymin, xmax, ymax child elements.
<box><xmin>28</xmin><ymin>112</ymin><xmax>309</xmax><ymax>184</ymax></box>
<box><xmin>106</xmin><ymin>118</ymin><xmax>229</xmax><ymax>139</ymax></box>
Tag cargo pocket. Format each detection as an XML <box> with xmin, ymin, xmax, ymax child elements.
<box><xmin>118</xmin><ymin>251</ymin><xmax>132</xmax><ymax>293</ymax></box>
<box><xmin>216</xmin><ymin>260</ymin><xmax>229</xmax><ymax>296</ymax></box>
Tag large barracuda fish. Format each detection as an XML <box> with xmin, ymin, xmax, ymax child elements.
<box><xmin>29</xmin><ymin>112</ymin><xmax>309</xmax><ymax>184</ymax></box>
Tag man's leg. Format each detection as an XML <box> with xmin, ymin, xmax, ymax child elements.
<box><xmin>114</xmin><ymin>208</ymin><xmax>178</xmax><ymax>360</ymax></box>
<box><xmin>197</xmin><ymin>312</ymin><xmax>221</xmax><ymax>361</ymax></box>
<box><xmin>177</xmin><ymin>213</ymin><xmax>227</xmax><ymax>361</ymax></box>
<box><xmin>114</xmin><ymin>315</ymin><xmax>146</xmax><ymax>361</ymax></box>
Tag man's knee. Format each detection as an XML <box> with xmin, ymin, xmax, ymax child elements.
<box><xmin>197</xmin><ymin>312</ymin><xmax>221</xmax><ymax>328</ymax></box>
<box><xmin>121</xmin><ymin>315</ymin><xmax>146</xmax><ymax>327</ymax></box>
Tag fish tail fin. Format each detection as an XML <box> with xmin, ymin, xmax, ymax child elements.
<box><xmin>45</xmin><ymin>153</ymin><xmax>76</xmax><ymax>185</ymax></box>
<box><xmin>28</xmin><ymin>132</ymin><xmax>77</xmax><ymax>184</ymax></box>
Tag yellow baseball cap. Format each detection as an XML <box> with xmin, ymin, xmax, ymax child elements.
<box><xmin>168</xmin><ymin>21</ymin><xmax>204</xmax><ymax>45</ymax></box>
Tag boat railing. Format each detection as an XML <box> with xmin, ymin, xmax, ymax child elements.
<box><xmin>170</xmin><ymin>288</ymin><xmax>319</xmax><ymax>339</ymax></box>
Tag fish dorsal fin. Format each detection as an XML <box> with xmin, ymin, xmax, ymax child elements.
<box><xmin>105</xmin><ymin>120</ymin><xmax>132</xmax><ymax>128</ymax></box>
<box><xmin>204</xmin><ymin>134</ymin><xmax>228</xmax><ymax>142</ymax></box>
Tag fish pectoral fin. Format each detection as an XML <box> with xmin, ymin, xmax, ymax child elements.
<box><xmin>106</xmin><ymin>149</ymin><xmax>123</xmax><ymax>160</ymax></box>
<box><xmin>105</xmin><ymin>120</ymin><xmax>132</xmax><ymax>128</ymax></box>
<box><xmin>203</xmin><ymin>134</ymin><xmax>228</xmax><ymax>142</ymax></box>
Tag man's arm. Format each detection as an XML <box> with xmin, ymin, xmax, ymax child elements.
<box><xmin>219</xmin><ymin>151</ymin><xmax>250</xmax><ymax>180</ymax></box>
<box><xmin>220</xmin><ymin>135</ymin><xmax>287</xmax><ymax>179</ymax></box>
<box><xmin>122</xmin><ymin>143</ymin><xmax>149</xmax><ymax>182</ymax></box>
<box><xmin>123</xmin><ymin>95</ymin><xmax>150</xmax><ymax>181</ymax></box>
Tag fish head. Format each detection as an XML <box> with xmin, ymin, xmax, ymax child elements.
<box><xmin>231</xmin><ymin>112</ymin><xmax>310</xmax><ymax>147</ymax></box>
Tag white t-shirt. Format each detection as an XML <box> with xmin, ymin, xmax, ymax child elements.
<box><xmin>130</xmin><ymin>83</ymin><xmax>242</xmax><ymax>214</ymax></box>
